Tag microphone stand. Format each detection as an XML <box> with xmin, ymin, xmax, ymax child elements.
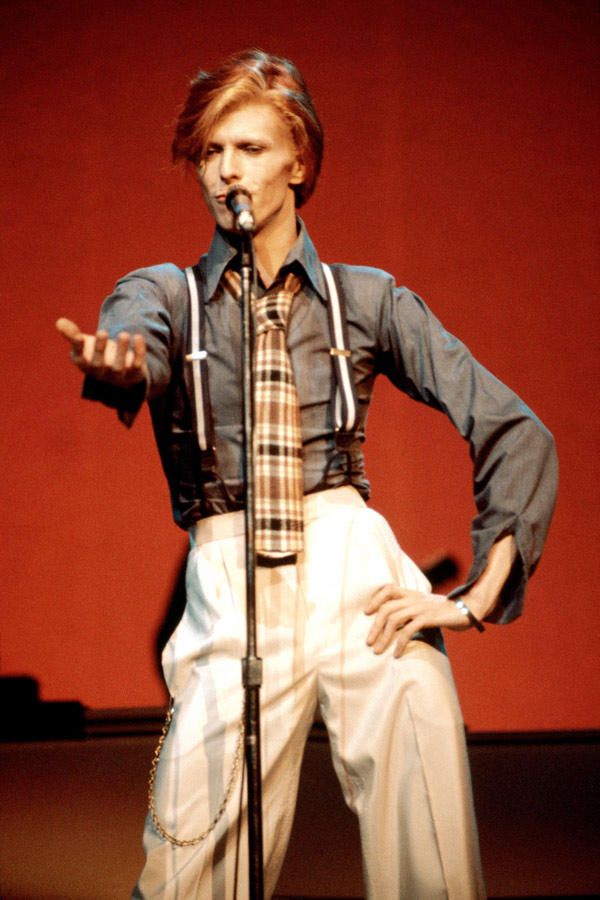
<box><xmin>239</xmin><ymin>229</ymin><xmax>265</xmax><ymax>900</ymax></box>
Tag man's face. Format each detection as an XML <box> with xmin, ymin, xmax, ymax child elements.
<box><xmin>198</xmin><ymin>102</ymin><xmax>305</xmax><ymax>238</ymax></box>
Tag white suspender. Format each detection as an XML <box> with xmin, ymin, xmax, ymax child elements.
<box><xmin>321</xmin><ymin>263</ymin><xmax>360</xmax><ymax>437</ymax></box>
<box><xmin>185</xmin><ymin>262</ymin><xmax>359</xmax><ymax>459</ymax></box>
<box><xmin>184</xmin><ymin>267</ymin><xmax>210</xmax><ymax>452</ymax></box>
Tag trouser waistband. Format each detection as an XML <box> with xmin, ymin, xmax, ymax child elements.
<box><xmin>189</xmin><ymin>485</ymin><xmax>365</xmax><ymax>549</ymax></box>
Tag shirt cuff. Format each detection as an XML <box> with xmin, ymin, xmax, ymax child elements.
<box><xmin>82</xmin><ymin>375</ymin><xmax>146</xmax><ymax>427</ymax></box>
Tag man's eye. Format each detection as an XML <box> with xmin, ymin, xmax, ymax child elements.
<box><xmin>244</xmin><ymin>145</ymin><xmax>263</xmax><ymax>154</ymax></box>
<box><xmin>204</xmin><ymin>147</ymin><xmax>220</xmax><ymax>158</ymax></box>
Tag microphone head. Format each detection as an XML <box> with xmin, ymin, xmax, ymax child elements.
<box><xmin>225</xmin><ymin>184</ymin><xmax>251</xmax><ymax>208</ymax></box>
<box><xmin>225</xmin><ymin>185</ymin><xmax>255</xmax><ymax>232</ymax></box>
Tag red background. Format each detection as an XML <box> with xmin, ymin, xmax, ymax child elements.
<box><xmin>2</xmin><ymin>0</ymin><xmax>598</xmax><ymax>732</ymax></box>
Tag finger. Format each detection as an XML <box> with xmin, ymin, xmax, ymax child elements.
<box><xmin>370</xmin><ymin>612</ymin><xmax>406</xmax><ymax>653</ymax></box>
<box><xmin>119</xmin><ymin>335</ymin><xmax>147</xmax><ymax>385</ymax></box>
<box><xmin>71</xmin><ymin>334</ymin><xmax>85</xmax><ymax>361</ymax></box>
<box><xmin>365</xmin><ymin>583</ymin><xmax>407</xmax><ymax>614</ymax></box>
<box><xmin>112</xmin><ymin>332</ymin><xmax>130</xmax><ymax>373</ymax></box>
<box><xmin>366</xmin><ymin>601</ymin><xmax>394</xmax><ymax>644</ymax></box>
<box><xmin>373</xmin><ymin>610</ymin><xmax>422</xmax><ymax>654</ymax></box>
<box><xmin>366</xmin><ymin>594</ymin><xmax>426</xmax><ymax>639</ymax></box>
<box><xmin>367</xmin><ymin>601</ymin><xmax>420</xmax><ymax>650</ymax></box>
<box><xmin>56</xmin><ymin>318</ymin><xmax>82</xmax><ymax>342</ymax></box>
<box><xmin>91</xmin><ymin>330</ymin><xmax>108</xmax><ymax>370</ymax></box>
<box><xmin>128</xmin><ymin>334</ymin><xmax>147</xmax><ymax>375</ymax></box>
<box><xmin>394</xmin><ymin>619</ymin><xmax>428</xmax><ymax>658</ymax></box>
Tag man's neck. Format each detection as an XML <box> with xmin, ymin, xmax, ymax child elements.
<box><xmin>252</xmin><ymin>216</ymin><xmax>298</xmax><ymax>288</ymax></box>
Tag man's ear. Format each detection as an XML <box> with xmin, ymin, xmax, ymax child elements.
<box><xmin>289</xmin><ymin>156</ymin><xmax>306</xmax><ymax>186</ymax></box>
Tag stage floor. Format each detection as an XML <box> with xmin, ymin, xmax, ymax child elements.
<box><xmin>1</xmin><ymin>711</ymin><xmax>598</xmax><ymax>899</ymax></box>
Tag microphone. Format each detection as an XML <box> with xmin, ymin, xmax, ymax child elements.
<box><xmin>225</xmin><ymin>185</ymin><xmax>255</xmax><ymax>233</ymax></box>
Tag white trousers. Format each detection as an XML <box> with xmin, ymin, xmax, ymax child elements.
<box><xmin>133</xmin><ymin>486</ymin><xmax>485</xmax><ymax>900</ymax></box>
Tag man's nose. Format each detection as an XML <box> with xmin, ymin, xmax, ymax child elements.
<box><xmin>219</xmin><ymin>148</ymin><xmax>241</xmax><ymax>184</ymax></box>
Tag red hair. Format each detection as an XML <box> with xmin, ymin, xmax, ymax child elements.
<box><xmin>172</xmin><ymin>50</ymin><xmax>323</xmax><ymax>207</ymax></box>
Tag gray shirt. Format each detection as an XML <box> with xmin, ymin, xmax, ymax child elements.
<box><xmin>84</xmin><ymin>220</ymin><xmax>558</xmax><ymax>623</ymax></box>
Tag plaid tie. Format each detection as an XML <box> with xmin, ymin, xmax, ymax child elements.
<box><xmin>224</xmin><ymin>270</ymin><xmax>304</xmax><ymax>557</ymax></box>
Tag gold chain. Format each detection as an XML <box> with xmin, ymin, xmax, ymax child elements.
<box><xmin>147</xmin><ymin>697</ymin><xmax>246</xmax><ymax>847</ymax></box>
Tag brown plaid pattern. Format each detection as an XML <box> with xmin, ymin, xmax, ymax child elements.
<box><xmin>224</xmin><ymin>270</ymin><xmax>304</xmax><ymax>556</ymax></box>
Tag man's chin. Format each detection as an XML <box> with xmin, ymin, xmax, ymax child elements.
<box><xmin>213</xmin><ymin>211</ymin><xmax>236</xmax><ymax>232</ymax></box>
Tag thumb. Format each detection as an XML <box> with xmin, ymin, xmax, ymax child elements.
<box><xmin>56</xmin><ymin>318</ymin><xmax>82</xmax><ymax>342</ymax></box>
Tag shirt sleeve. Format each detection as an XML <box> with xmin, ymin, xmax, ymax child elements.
<box><xmin>81</xmin><ymin>264</ymin><xmax>186</xmax><ymax>426</ymax></box>
<box><xmin>377</xmin><ymin>279</ymin><xmax>558</xmax><ymax>624</ymax></box>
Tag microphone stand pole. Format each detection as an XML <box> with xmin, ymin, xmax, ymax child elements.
<box><xmin>240</xmin><ymin>229</ymin><xmax>264</xmax><ymax>900</ymax></box>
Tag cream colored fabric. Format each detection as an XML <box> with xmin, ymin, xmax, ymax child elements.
<box><xmin>134</xmin><ymin>486</ymin><xmax>485</xmax><ymax>900</ymax></box>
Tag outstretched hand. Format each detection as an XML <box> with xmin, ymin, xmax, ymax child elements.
<box><xmin>365</xmin><ymin>585</ymin><xmax>473</xmax><ymax>659</ymax></box>
<box><xmin>56</xmin><ymin>318</ymin><xmax>148</xmax><ymax>389</ymax></box>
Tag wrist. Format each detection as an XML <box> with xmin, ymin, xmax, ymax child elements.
<box><xmin>454</xmin><ymin>598</ymin><xmax>485</xmax><ymax>632</ymax></box>
<box><xmin>462</xmin><ymin>535</ymin><xmax>519</xmax><ymax>623</ymax></box>
<box><xmin>461</xmin><ymin>587</ymin><xmax>496</xmax><ymax>622</ymax></box>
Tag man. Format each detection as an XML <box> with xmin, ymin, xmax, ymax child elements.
<box><xmin>57</xmin><ymin>50</ymin><xmax>557</xmax><ymax>900</ymax></box>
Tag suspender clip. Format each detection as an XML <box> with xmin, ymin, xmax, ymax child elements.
<box><xmin>334</xmin><ymin>430</ymin><xmax>355</xmax><ymax>451</ymax></box>
<box><xmin>200</xmin><ymin>448</ymin><xmax>217</xmax><ymax>473</ymax></box>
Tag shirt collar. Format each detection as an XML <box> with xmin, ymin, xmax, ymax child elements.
<box><xmin>198</xmin><ymin>218</ymin><xmax>328</xmax><ymax>304</ymax></box>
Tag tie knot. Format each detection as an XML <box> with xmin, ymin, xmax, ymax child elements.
<box><xmin>222</xmin><ymin>269</ymin><xmax>302</xmax><ymax>334</ymax></box>
<box><xmin>255</xmin><ymin>273</ymin><xmax>302</xmax><ymax>335</ymax></box>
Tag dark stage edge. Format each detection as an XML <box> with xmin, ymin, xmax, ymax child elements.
<box><xmin>84</xmin><ymin>704</ymin><xmax>600</xmax><ymax>745</ymax></box>
<box><xmin>1</xmin><ymin>707</ymin><xmax>599</xmax><ymax>900</ymax></box>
